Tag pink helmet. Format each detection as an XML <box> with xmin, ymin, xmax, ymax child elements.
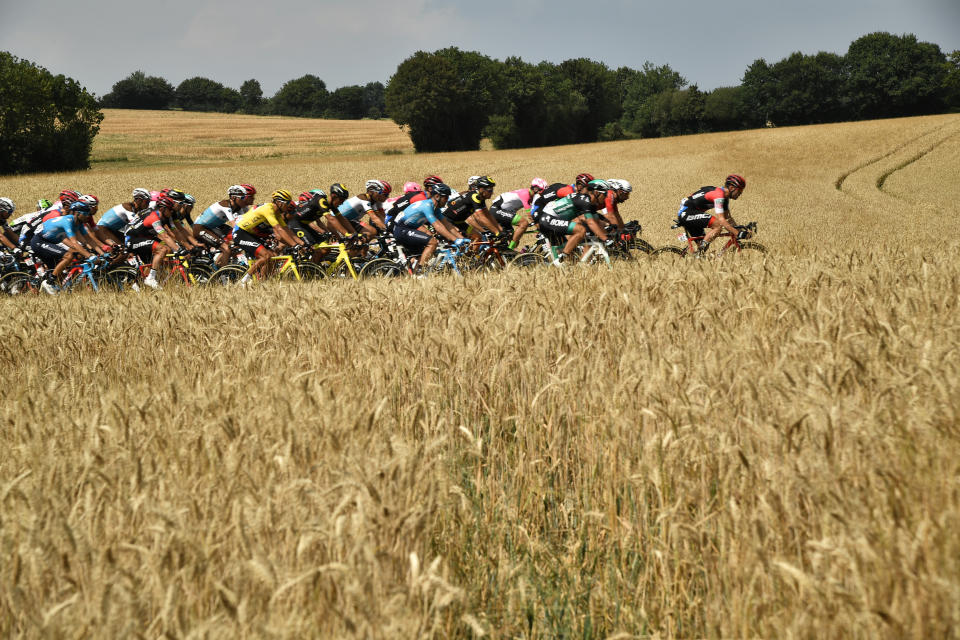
<box><xmin>531</xmin><ymin>177</ymin><xmax>548</xmax><ymax>191</ymax></box>
<box><xmin>403</xmin><ymin>181</ymin><xmax>422</xmax><ymax>193</ymax></box>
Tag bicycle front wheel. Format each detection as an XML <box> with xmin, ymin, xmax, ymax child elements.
<box><xmin>652</xmin><ymin>246</ymin><xmax>688</xmax><ymax>262</ymax></box>
<box><xmin>630</xmin><ymin>237</ymin><xmax>656</xmax><ymax>255</ymax></box>
<box><xmin>296</xmin><ymin>262</ymin><xmax>326</xmax><ymax>281</ymax></box>
<box><xmin>104</xmin><ymin>267</ymin><xmax>141</xmax><ymax>292</ymax></box>
<box><xmin>509</xmin><ymin>252</ymin><xmax>546</xmax><ymax>268</ymax></box>
<box><xmin>0</xmin><ymin>271</ymin><xmax>40</xmax><ymax>296</ymax></box>
<box><xmin>736</xmin><ymin>242</ymin><xmax>768</xmax><ymax>255</ymax></box>
<box><xmin>359</xmin><ymin>258</ymin><xmax>403</xmax><ymax>278</ymax></box>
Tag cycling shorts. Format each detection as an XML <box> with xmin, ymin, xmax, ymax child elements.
<box><xmin>677</xmin><ymin>207</ymin><xmax>714</xmax><ymax>237</ymax></box>
<box><xmin>234</xmin><ymin>228</ymin><xmax>267</xmax><ymax>259</ymax></box>
<box><xmin>287</xmin><ymin>219</ymin><xmax>322</xmax><ymax>246</ymax></box>
<box><xmin>29</xmin><ymin>235</ymin><xmax>68</xmax><ymax>268</ymax></box>
<box><xmin>393</xmin><ymin>223</ymin><xmax>431</xmax><ymax>255</ymax></box>
<box><xmin>537</xmin><ymin>212</ymin><xmax>577</xmax><ymax>236</ymax></box>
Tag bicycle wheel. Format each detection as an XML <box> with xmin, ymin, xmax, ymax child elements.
<box><xmin>736</xmin><ymin>242</ymin><xmax>768</xmax><ymax>255</ymax></box>
<box><xmin>509</xmin><ymin>252</ymin><xmax>546</xmax><ymax>268</ymax></box>
<box><xmin>630</xmin><ymin>237</ymin><xmax>656</xmax><ymax>255</ymax></box>
<box><xmin>296</xmin><ymin>262</ymin><xmax>326</xmax><ymax>281</ymax></box>
<box><xmin>104</xmin><ymin>267</ymin><xmax>141</xmax><ymax>292</ymax></box>
<box><xmin>359</xmin><ymin>258</ymin><xmax>403</xmax><ymax>278</ymax></box>
<box><xmin>652</xmin><ymin>246</ymin><xmax>688</xmax><ymax>262</ymax></box>
<box><xmin>207</xmin><ymin>264</ymin><xmax>249</xmax><ymax>285</ymax></box>
<box><xmin>0</xmin><ymin>271</ymin><xmax>40</xmax><ymax>296</ymax></box>
<box><xmin>187</xmin><ymin>264</ymin><xmax>213</xmax><ymax>285</ymax></box>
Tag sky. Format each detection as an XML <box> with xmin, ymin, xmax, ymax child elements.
<box><xmin>2</xmin><ymin>0</ymin><xmax>958</xmax><ymax>98</ymax></box>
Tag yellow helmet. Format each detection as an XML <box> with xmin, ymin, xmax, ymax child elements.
<box><xmin>271</xmin><ymin>189</ymin><xmax>293</xmax><ymax>203</ymax></box>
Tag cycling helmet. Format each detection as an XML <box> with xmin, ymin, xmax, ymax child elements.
<box><xmin>611</xmin><ymin>179</ymin><xmax>632</xmax><ymax>193</ymax></box>
<box><xmin>271</xmin><ymin>189</ymin><xmax>293</xmax><ymax>203</ymax></box>
<box><xmin>586</xmin><ymin>179</ymin><xmax>610</xmax><ymax>192</ymax></box>
<box><xmin>0</xmin><ymin>197</ymin><xmax>15</xmax><ymax>215</ymax></box>
<box><xmin>423</xmin><ymin>175</ymin><xmax>443</xmax><ymax>188</ymax></box>
<box><xmin>79</xmin><ymin>194</ymin><xmax>99</xmax><ymax>208</ymax></box>
<box><xmin>132</xmin><ymin>188</ymin><xmax>151</xmax><ymax>201</ymax></box>
<box><xmin>69</xmin><ymin>201</ymin><xmax>92</xmax><ymax>215</ymax></box>
<box><xmin>37</xmin><ymin>198</ymin><xmax>52</xmax><ymax>211</ymax></box>
<box><xmin>308</xmin><ymin>188</ymin><xmax>325</xmax><ymax>196</ymax></box>
<box><xmin>240</xmin><ymin>183</ymin><xmax>257</xmax><ymax>196</ymax></box>
<box><xmin>228</xmin><ymin>184</ymin><xmax>246</xmax><ymax>198</ymax></box>
<box><xmin>155</xmin><ymin>194</ymin><xmax>176</xmax><ymax>210</ymax></box>
<box><xmin>403</xmin><ymin>181</ymin><xmax>421</xmax><ymax>193</ymax></box>
<box><xmin>329</xmin><ymin>183</ymin><xmax>349</xmax><ymax>199</ymax></box>
<box><xmin>575</xmin><ymin>173</ymin><xmax>595</xmax><ymax>186</ymax></box>
<box><xmin>365</xmin><ymin>179</ymin><xmax>389</xmax><ymax>195</ymax></box>
<box><xmin>183</xmin><ymin>194</ymin><xmax>196</xmax><ymax>206</ymax></box>
<box><xmin>530</xmin><ymin>177</ymin><xmax>548</xmax><ymax>191</ymax></box>
<box><xmin>298</xmin><ymin>191</ymin><xmax>314</xmax><ymax>203</ymax></box>
<box><xmin>467</xmin><ymin>175</ymin><xmax>481</xmax><ymax>189</ymax></box>
<box><xmin>429</xmin><ymin>182</ymin><xmax>452</xmax><ymax>197</ymax></box>
<box><xmin>725</xmin><ymin>174</ymin><xmax>746</xmax><ymax>190</ymax></box>
<box><xmin>166</xmin><ymin>189</ymin><xmax>187</xmax><ymax>203</ymax></box>
<box><xmin>474</xmin><ymin>175</ymin><xmax>496</xmax><ymax>189</ymax></box>
<box><xmin>59</xmin><ymin>189</ymin><xmax>81</xmax><ymax>205</ymax></box>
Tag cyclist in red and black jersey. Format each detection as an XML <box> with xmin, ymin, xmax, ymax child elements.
<box><xmin>599</xmin><ymin>179</ymin><xmax>632</xmax><ymax>231</ymax></box>
<box><xmin>676</xmin><ymin>174</ymin><xmax>747</xmax><ymax>253</ymax></box>
<box><xmin>126</xmin><ymin>194</ymin><xmax>183</xmax><ymax>289</ymax></box>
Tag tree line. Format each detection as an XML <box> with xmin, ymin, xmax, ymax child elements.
<box><xmin>388</xmin><ymin>32</ymin><xmax>960</xmax><ymax>152</ymax></box>
<box><xmin>99</xmin><ymin>72</ymin><xmax>387</xmax><ymax>120</ymax></box>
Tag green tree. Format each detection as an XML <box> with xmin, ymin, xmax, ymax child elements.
<box><xmin>742</xmin><ymin>52</ymin><xmax>847</xmax><ymax>126</ymax></box>
<box><xmin>386</xmin><ymin>48</ymin><xmax>500</xmax><ymax>152</ymax></box>
<box><xmin>618</xmin><ymin>62</ymin><xmax>687</xmax><ymax>136</ymax></box>
<box><xmin>944</xmin><ymin>50</ymin><xmax>960</xmax><ymax>111</ymax></box>
<box><xmin>175</xmin><ymin>76</ymin><xmax>240</xmax><ymax>112</ymax></box>
<box><xmin>0</xmin><ymin>52</ymin><xmax>103</xmax><ymax>174</ymax></box>
<box><xmin>702</xmin><ymin>86</ymin><xmax>748</xmax><ymax>132</ymax></box>
<box><xmin>638</xmin><ymin>86</ymin><xmax>706</xmax><ymax>137</ymax></box>
<box><xmin>845</xmin><ymin>32</ymin><xmax>948</xmax><ymax>119</ymax></box>
<box><xmin>239</xmin><ymin>79</ymin><xmax>264</xmax><ymax>114</ymax></box>
<box><xmin>362</xmin><ymin>81</ymin><xmax>386</xmax><ymax>118</ymax></box>
<box><xmin>271</xmin><ymin>75</ymin><xmax>329</xmax><ymax>117</ymax></box>
<box><xmin>557</xmin><ymin>58</ymin><xmax>621</xmax><ymax>142</ymax></box>
<box><xmin>327</xmin><ymin>85</ymin><xmax>365</xmax><ymax>119</ymax></box>
<box><xmin>100</xmin><ymin>70</ymin><xmax>175</xmax><ymax>109</ymax></box>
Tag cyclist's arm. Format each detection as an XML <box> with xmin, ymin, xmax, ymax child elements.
<box><xmin>157</xmin><ymin>225</ymin><xmax>180</xmax><ymax>252</ymax></box>
<box><xmin>715</xmin><ymin>211</ymin><xmax>739</xmax><ymax>236</ymax></box>
<box><xmin>326</xmin><ymin>213</ymin><xmax>354</xmax><ymax>238</ymax></box>
<box><xmin>469</xmin><ymin>208</ymin><xmax>502</xmax><ymax>234</ymax></box>
<box><xmin>0</xmin><ymin>230</ymin><xmax>16</xmax><ymax>250</ymax></box>
<box><xmin>62</xmin><ymin>235</ymin><xmax>94</xmax><ymax>259</ymax></box>
<box><xmin>433</xmin><ymin>218</ymin><xmax>464</xmax><ymax>242</ymax></box>
<box><xmin>273</xmin><ymin>224</ymin><xmax>304</xmax><ymax>248</ymax></box>
<box><xmin>580</xmin><ymin>215</ymin><xmax>609</xmax><ymax>242</ymax></box>
<box><xmin>366</xmin><ymin>210</ymin><xmax>387</xmax><ymax>232</ymax></box>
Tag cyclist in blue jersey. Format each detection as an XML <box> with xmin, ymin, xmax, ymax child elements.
<box><xmin>31</xmin><ymin>202</ymin><xmax>97</xmax><ymax>294</ymax></box>
<box><xmin>95</xmin><ymin>188</ymin><xmax>152</xmax><ymax>247</ymax></box>
<box><xmin>392</xmin><ymin>183</ymin><xmax>469</xmax><ymax>270</ymax></box>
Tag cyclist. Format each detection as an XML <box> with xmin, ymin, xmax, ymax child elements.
<box><xmin>598</xmin><ymin>179</ymin><xmax>632</xmax><ymax>231</ymax></box>
<box><xmin>193</xmin><ymin>185</ymin><xmax>251</xmax><ymax>267</ymax></box>
<box><xmin>384</xmin><ymin>175</ymin><xmax>443</xmax><ymax>230</ymax></box>
<box><xmin>488</xmin><ymin>177</ymin><xmax>548</xmax><ymax>249</ymax></box>
<box><xmin>164</xmin><ymin>189</ymin><xmax>203</xmax><ymax>251</ymax></box>
<box><xmin>328</xmin><ymin>179</ymin><xmax>391</xmax><ymax>239</ymax></box>
<box><xmin>537</xmin><ymin>179</ymin><xmax>613</xmax><ymax>265</ymax></box>
<box><xmin>442</xmin><ymin>175</ymin><xmax>502</xmax><ymax>239</ymax></box>
<box><xmin>290</xmin><ymin>184</ymin><xmax>349</xmax><ymax>256</ymax></box>
<box><xmin>95</xmin><ymin>188</ymin><xmax>152</xmax><ymax>247</ymax></box>
<box><xmin>233</xmin><ymin>189</ymin><xmax>307</xmax><ymax>280</ymax></box>
<box><xmin>30</xmin><ymin>201</ymin><xmax>97</xmax><ymax>294</ymax></box>
<box><xmin>392</xmin><ymin>182</ymin><xmax>470</xmax><ymax>271</ymax></box>
<box><xmin>529</xmin><ymin>173</ymin><xmax>594</xmax><ymax>222</ymax></box>
<box><xmin>676</xmin><ymin>174</ymin><xmax>747</xmax><ymax>253</ymax></box>
<box><xmin>0</xmin><ymin>198</ymin><xmax>18</xmax><ymax>250</ymax></box>
<box><xmin>17</xmin><ymin>189</ymin><xmax>82</xmax><ymax>247</ymax></box>
<box><xmin>125</xmin><ymin>193</ymin><xmax>184</xmax><ymax>289</ymax></box>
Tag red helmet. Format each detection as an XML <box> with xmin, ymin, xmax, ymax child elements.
<box><xmin>725</xmin><ymin>174</ymin><xmax>746</xmax><ymax>190</ymax></box>
<box><xmin>575</xmin><ymin>173</ymin><xmax>594</xmax><ymax>186</ymax></box>
<box><xmin>423</xmin><ymin>175</ymin><xmax>443</xmax><ymax>188</ymax></box>
<box><xmin>59</xmin><ymin>189</ymin><xmax>81</xmax><ymax>205</ymax></box>
<box><xmin>298</xmin><ymin>191</ymin><xmax>313</xmax><ymax>203</ymax></box>
<box><xmin>240</xmin><ymin>183</ymin><xmax>257</xmax><ymax>196</ymax></box>
<box><xmin>155</xmin><ymin>194</ymin><xmax>177</xmax><ymax>210</ymax></box>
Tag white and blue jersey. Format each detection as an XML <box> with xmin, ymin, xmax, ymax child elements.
<box><xmin>195</xmin><ymin>201</ymin><xmax>245</xmax><ymax>228</ymax></box>
<box><xmin>395</xmin><ymin>199</ymin><xmax>441</xmax><ymax>228</ymax></box>
<box><xmin>97</xmin><ymin>204</ymin><xmax>138</xmax><ymax>231</ymax></box>
<box><xmin>337</xmin><ymin>196</ymin><xmax>381</xmax><ymax>222</ymax></box>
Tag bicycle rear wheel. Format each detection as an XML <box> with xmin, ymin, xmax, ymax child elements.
<box><xmin>736</xmin><ymin>242</ymin><xmax>768</xmax><ymax>254</ymax></box>
<box><xmin>206</xmin><ymin>264</ymin><xmax>249</xmax><ymax>285</ymax></box>
<box><xmin>509</xmin><ymin>252</ymin><xmax>546</xmax><ymax>268</ymax></box>
<box><xmin>630</xmin><ymin>237</ymin><xmax>656</xmax><ymax>255</ymax></box>
<box><xmin>0</xmin><ymin>271</ymin><xmax>40</xmax><ymax>296</ymax></box>
<box><xmin>652</xmin><ymin>246</ymin><xmax>688</xmax><ymax>262</ymax></box>
<box><xmin>104</xmin><ymin>267</ymin><xmax>141</xmax><ymax>292</ymax></box>
<box><xmin>296</xmin><ymin>262</ymin><xmax>326</xmax><ymax>281</ymax></box>
<box><xmin>360</xmin><ymin>258</ymin><xmax>404</xmax><ymax>278</ymax></box>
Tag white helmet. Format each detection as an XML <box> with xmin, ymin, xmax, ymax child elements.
<box><xmin>0</xmin><ymin>197</ymin><xmax>15</xmax><ymax>215</ymax></box>
<box><xmin>228</xmin><ymin>184</ymin><xmax>246</xmax><ymax>198</ymax></box>
<box><xmin>607</xmin><ymin>179</ymin><xmax>632</xmax><ymax>193</ymax></box>
<box><xmin>132</xmin><ymin>188</ymin><xmax>151</xmax><ymax>201</ymax></box>
<box><xmin>467</xmin><ymin>175</ymin><xmax>481</xmax><ymax>189</ymax></box>
<box><xmin>365</xmin><ymin>179</ymin><xmax>391</xmax><ymax>195</ymax></box>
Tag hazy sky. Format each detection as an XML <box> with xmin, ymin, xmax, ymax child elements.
<box><xmin>2</xmin><ymin>0</ymin><xmax>958</xmax><ymax>97</ymax></box>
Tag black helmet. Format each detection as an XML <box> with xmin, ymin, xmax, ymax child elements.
<box><xmin>429</xmin><ymin>182</ymin><xmax>452</xmax><ymax>197</ymax></box>
<box><xmin>329</xmin><ymin>183</ymin><xmax>349</xmax><ymax>199</ymax></box>
<box><xmin>474</xmin><ymin>175</ymin><xmax>496</xmax><ymax>189</ymax></box>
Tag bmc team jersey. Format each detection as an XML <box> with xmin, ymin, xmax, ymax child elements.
<box><xmin>97</xmin><ymin>203</ymin><xmax>140</xmax><ymax>231</ymax></box>
<box><xmin>395</xmin><ymin>199</ymin><xmax>442</xmax><ymax>228</ymax></box>
<box><xmin>37</xmin><ymin>215</ymin><xmax>81</xmax><ymax>242</ymax></box>
<box><xmin>195</xmin><ymin>200</ymin><xmax>246</xmax><ymax>228</ymax></box>
<box><xmin>236</xmin><ymin>202</ymin><xmax>286</xmax><ymax>234</ymax></box>
<box><xmin>337</xmin><ymin>196</ymin><xmax>382</xmax><ymax>222</ymax></box>
<box><xmin>680</xmin><ymin>186</ymin><xmax>729</xmax><ymax>216</ymax></box>
<box><xmin>126</xmin><ymin>210</ymin><xmax>168</xmax><ymax>239</ymax></box>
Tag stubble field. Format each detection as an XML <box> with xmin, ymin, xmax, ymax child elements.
<box><xmin>1</xmin><ymin>111</ymin><xmax>959</xmax><ymax>638</ymax></box>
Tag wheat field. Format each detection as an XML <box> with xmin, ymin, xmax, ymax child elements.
<box><xmin>1</xmin><ymin>112</ymin><xmax>959</xmax><ymax>638</ymax></box>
